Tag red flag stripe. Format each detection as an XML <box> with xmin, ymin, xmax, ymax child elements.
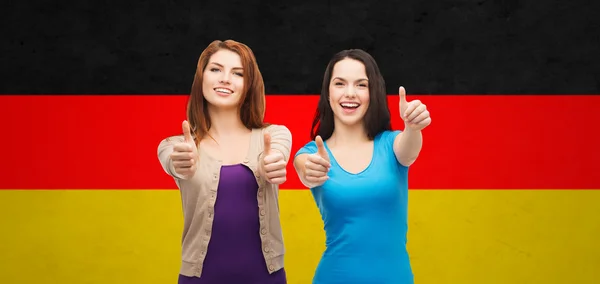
<box><xmin>0</xmin><ymin>95</ymin><xmax>598</xmax><ymax>190</ymax></box>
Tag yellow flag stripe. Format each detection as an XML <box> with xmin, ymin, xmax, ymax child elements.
<box><xmin>0</xmin><ymin>190</ymin><xmax>598</xmax><ymax>284</ymax></box>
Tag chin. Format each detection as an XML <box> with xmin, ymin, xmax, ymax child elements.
<box><xmin>339</xmin><ymin>119</ymin><xmax>363</xmax><ymax>127</ymax></box>
<box><xmin>205</xmin><ymin>96</ymin><xmax>240</xmax><ymax>109</ymax></box>
<box><xmin>334</xmin><ymin>113</ymin><xmax>365</xmax><ymax>127</ymax></box>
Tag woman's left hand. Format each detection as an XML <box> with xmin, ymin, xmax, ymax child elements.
<box><xmin>399</xmin><ymin>86</ymin><xmax>432</xmax><ymax>131</ymax></box>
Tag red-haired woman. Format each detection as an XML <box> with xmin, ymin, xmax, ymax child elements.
<box><xmin>158</xmin><ymin>40</ymin><xmax>291</xmax><ymax>284</ymax></box>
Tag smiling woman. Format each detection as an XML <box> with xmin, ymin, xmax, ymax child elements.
<box><xmin>187</xmin><ymin>40</ymin><xmax>268</xmax><ymax>143</ymax></box>
<box><xmin>294</xmin><ymin>49</ymin><xmax>431</xmax><ymax>284</ymax></box>
<box><xmin>156</xmin><ymin>39</ymin><xmax>292</xmax><ymax>284</ymax></box>
<box><xmin>203</xmin><ymin>52</ymin><xmax>245</xmax><ymax>102</ymax></box>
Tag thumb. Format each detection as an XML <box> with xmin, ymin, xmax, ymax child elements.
<box><xmin>399</xmin><ymin>86</ymin><xmax>408</xmax><ymax>118</ymax></box>
<box><xmin>182</xmin><ymin>120</ymin><xmax>194</xmax><ymax>143</ymax></box>
<box><xmin>315</xmin><ymin>135</ymin><xmax>329</xmax><ymax>160</ymax></box>
<box><xmin>263</xmin><ymin>132</ymin><xmax>272</xmax><ymax>156</ymax></box>
<box><xmin>399</xmin><ymin>86</ymin><xmax>408</xmax><ymax>105</ymax></box>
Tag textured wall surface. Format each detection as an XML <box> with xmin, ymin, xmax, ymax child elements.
<box><xmin>2</xmin><ymin>0</ymin><xmax>599</xmax><ymax>94</ymax></box>
<box><xmin>1</xmin><ymin>95</ymin><xmax>599</xmax><ymax>284</ymax></box>
<box><xmin>1</xmin><ymin>0</ymin><xmax>599</xmax><ymax>283</ymax></box>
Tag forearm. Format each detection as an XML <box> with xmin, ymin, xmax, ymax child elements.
<box><xmin>158</xmin><ymin>136</ymin><xmax>192</xmax><ymax>179</ymax></box>
<box><xmin>293</xmin><ymin>155</ymin><xmax>313</xmax><ymax>188</ymax></box>
<box><xmin>258</xmin><ymin>152</ymin><xmax>268</xmax><ymax>179</ymax></box>
<box><xmin>394</xmin><ymin>128</ymin><xmax>423</xmax><ymax>167</ymax></box>
<box><xmin>158</xmin><ymin>140</ymin><xmax>179</xmax><ymax>178</ymax></box>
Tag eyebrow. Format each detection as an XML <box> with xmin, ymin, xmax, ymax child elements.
<box><xmin>208</xmin><ymin>62</ymin><xmax>243</xmax><ymax>70</ymax></box>
<box><xmin>332</xmin><ymin>77</ymin><xmax>368</xmax><ymax>82</ymax></box>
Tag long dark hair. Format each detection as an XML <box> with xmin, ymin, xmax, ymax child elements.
<box><xmin>310</xmin><ymin>49</ymin><xmax>391</xmax><ymax>140</ymax></box>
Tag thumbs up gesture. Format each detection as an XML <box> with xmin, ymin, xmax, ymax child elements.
<box><xmin>303</xmin><ymin>135</ymin><xmax>331</xmax><ymax>187</ymax></box>
<box><xmin>170</xmin><ymin>120</ymin><xmax>198</xmax><ymax>179</ymax></box>
<box><xmin>399</xmin><ymin>86</ymin><xmax>431</xmax><ymax>131</ymax></box>
<box><xmin>261</xmin><ymin>132</ymin><xmax>287</xmax><ymax>185</ymax></box>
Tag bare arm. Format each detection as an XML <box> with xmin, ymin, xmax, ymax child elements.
<box><xmin>393</xmin><ymin>129</ymin><xmax>423</xmax><ymax>167</ymax></box>
<box><xmin>293</xmin><ymin>154</ymin><xmax>312</xmax><ymax>188</ymax></box>
<box><xmin>394</xmin><ymin>86</ymin><xmax>431</xmax><ymax>167</ymax></box>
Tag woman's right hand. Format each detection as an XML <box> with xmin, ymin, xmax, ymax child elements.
<box><xmin>303</xmin><ymin>135</ymin><xmax>331</xmax><ymax>187</ymax></box>
<box><xmin>171</xmin><ymin>120</ymin><xmax>198</xmax><ymax>179</ymax></box>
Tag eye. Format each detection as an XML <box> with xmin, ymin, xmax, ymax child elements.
<box><xmin>210</xmin><ymin>68</ymin><xmax>220</xmax><ymax>72</ymax></box>
<box><xmin>234</xmin><ymin>72</ymin><xmax>243</xmax><ymax>77</ymax></box>
<box><xmin>358</xmin><ymin>83</ymin><xmax>368</xmax><ymax>88</ymax></box>
<box><xmin>334</xmin><ymin>82</ymin><xmax>344</xmax><ymax>86</ymax></box>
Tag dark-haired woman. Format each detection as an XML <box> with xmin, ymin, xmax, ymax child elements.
<box><xmin>293</xmin><ymin>49</ymin><xmax>431</xmax><ymax>284</ymax></box>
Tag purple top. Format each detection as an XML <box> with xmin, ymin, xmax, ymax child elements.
<box><xmin>178</xmin><ymin>164</ymin><xmax>286</xmax><ymax>284</ymax></box>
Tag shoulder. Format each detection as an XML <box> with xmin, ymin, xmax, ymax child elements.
<box><xmin>158</xmin><ymin>135</ymin><xmax>184</xmax><ymax>147</ymax></box>
<box><xmin>294</xmin><ymin>140</ymin><xmax>318</xmax><ymax>158</ymax></box>
<box><xmin>262</xmin><ymin>124</ymin><xmax>291</xmax><ymax>137</ymax></box>
<box><xmin>258</xmin><ymin>123</ymin><xmax>292</xmax><ymax>146</ymax></box>
<box><xmin>256</xmin><ymin>124</ymin><xmax>292</xmax><ymax>158</ymax></box>
<box><xmin>376</xmin><ymin>130</ymin><xmax>401</xmax><ymax>141</ymax></box>
<box><xmin>375</xmin><ymin>130</ymin><xmax>402</xmax><ymax>145</ymax></box>
<box><xmin>375</xmin><ymin>130</ymin><xmax>409</xmax><ymax>170</ymax></box>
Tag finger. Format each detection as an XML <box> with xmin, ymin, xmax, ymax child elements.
<box><xmin>171</xmin><ymin>151</ymin><xmax>195</xmax><ymax>161</ymax></box>
<box><xmin>410</xmin><ymin>110</ymin><xmax>430</xmax><ymax>124</ymax></box>
<box><xmin>268</xmin><ymin>177</ymin><xmax>286</xmax><ymax>185</ymax></box>
<box><xmin>403</xmin><ymin>101</ymin><xmax>421</xmax><ymax>120</ymax></box>
<box><xmin>263</xmin><ymin>160</ymin><xmax>286</xmax><ymax>172</ymax></box>
<box><xmin>266</xmin><ymin>169</ymin><xmax>287</xmax><ymax>180</ymax></box>
<box><xmin>305</xmin><ymin>169</ymin><xmax>328</xmax><ymax>178</ymax></box>
<box><xmin>315</xmin><ymin>136</ymin><xmax>329</xmax><ymax>160</ymax></box>
<box><xmin>182</xmin><ymin>120</ymin><xmax>194</xmax><ymax>143</ymax></box>
<box><xmin>263</xmin><ymin>152</ymin><xmax>283</xmax><ymax>165</ymax></box>
<box><xmin>176</xmin><ymin>166</ymin><xmax>196</xmax><ymax>177</ymax></box>
<box><xmin>306</xmin><ymin>162</ymin><xmax>329</xmax><ymax>173</ymax></box>
<box><xmin>306</xmin><ymin>175</ymin><xmax>329</xmax><ymax>183</ymax></box>
<box><xmin>416</xmin><ymin>117</ymin><xmax>432</xmax><ymax>127</ymax></box>
<box><xmin>307</xmin><ymin>154</ymin><xmax>331</xmax><ymax>168</ymax></box>
<box><xmin>263</xmin><ymin>132</ymin><xmax>272</xmax><ymax>156</ymax></box>
<box><xmin>173</xmin><ymin>159</ymin><xmax>196</xmax><ymax>168</ymax></box>
<box><xmin>406</xmin><ymin>104</ymin><xmax>426</xmax><ymax>122</ymax></box>
<box><xmin>399</xmin><ymin>86</ymin><xmax>407</xmax><ymax>106</ymax></box>
<box><xmin>173</xmin><ymin>143</ymin><xmax>194</xmax><ymax>153</ymax></box>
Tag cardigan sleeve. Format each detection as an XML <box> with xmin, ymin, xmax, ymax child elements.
<box><xmin>263</xmin><ymin>124</ymin><xmax>292</xmax><ymax>162</ymax></box>
<box><xmin>157</xmin><ymin>135</ymin><xmax>186</xmax><ymax>179</ymax></box>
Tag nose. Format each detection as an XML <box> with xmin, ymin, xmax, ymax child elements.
<box><xmin>219</xmin><ymin>72</ymin><xmax>231</xmax><ymax>84</ymax></box>
<box><xmin>345</xmin><ymin>86</ymin><xmax>357</xmax><ymax>97</ymax></box>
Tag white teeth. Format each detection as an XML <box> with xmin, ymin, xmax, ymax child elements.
<box><xmin>215</xmin><ymin>88</ymin><xmax>233</xmax><ymax>94</ymax></box>
<box><xmin>341</xmin><ymin>103</ymin><xmax>359</xmax><ymax>108</ymax></box>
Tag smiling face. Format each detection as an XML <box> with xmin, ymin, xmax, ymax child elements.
<box><xmin>201</xmin><ymin>49</ymin><xmax>245</xmax><ymax>110</ymax></box>
<box><xmin>328</xmin><ymin>58</ymin><xmax>370</xmax><ymax>128</ymax></box>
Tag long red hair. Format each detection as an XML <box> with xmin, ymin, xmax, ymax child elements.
<box><xmin>187</xmin><ymin>40</ymin><xmax>266</xmax><ymax>144</ymax></box>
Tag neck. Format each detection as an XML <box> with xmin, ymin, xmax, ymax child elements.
<box><xmin>328</xmin><ymin>121</ymin><xmax>370</xmax><ymax>147</ymax></box>
<box><xmin>207</xmin><ymin>106</ymin><xmax>248</xmax><ymax>138</ymax></box>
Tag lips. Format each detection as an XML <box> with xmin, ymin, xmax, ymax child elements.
<box><xmin>340</xmin><ymin>102</ymin><xmax>360</xmax><ymax>109</ymax></box>
<box><xmin>214</xmin><ymin>87</ymin><xmax>233</xmax><ymax>95</ymax></box>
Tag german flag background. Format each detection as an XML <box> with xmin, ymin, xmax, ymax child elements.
<box><xmin>1</xmin><ymin>1</ymin><xmax>599</xmax><ymax>283</ymax></box>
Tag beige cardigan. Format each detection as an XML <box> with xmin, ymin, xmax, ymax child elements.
<box><xmin>157</xmin><ymin>124</ymin><xmax>292</xmax><ymax>277</ymax></box>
